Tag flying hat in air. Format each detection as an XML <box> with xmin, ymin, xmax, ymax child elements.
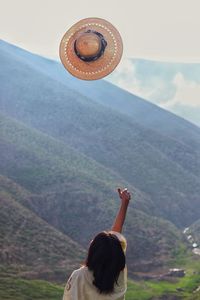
<box><xmin>59</xmin><ymin>17</ymin><xmax>123</xmax><ymax>80</ymax></box>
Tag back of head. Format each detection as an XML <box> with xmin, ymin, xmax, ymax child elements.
<box><xmin>85</xmin><ymin>231</ymin><xmax>125</xmax><ymax>294</ymax></box>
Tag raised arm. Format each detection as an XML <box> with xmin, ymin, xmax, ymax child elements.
<box><xmin>111</xmin><ymin>188</ymin><xmax>131</xmax><ymax>233</ymax></box>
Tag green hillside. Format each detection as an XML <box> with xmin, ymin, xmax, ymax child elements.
<box><xmin>0</xmin><ymin>177</ymin><xmax>85</xmax><ymax>282</ymax></box>
<box><xmin>0</xmin><ymin>277</ymin><xmax>64</xmax><ymax>300</ymax></box>
<box><xmin>0</xmin><ymin>112</ymin><xmax>129</xmax><ymax>195</ymax></box>
<box><xmin>1</xmin><ymin>263</ymin><xmax>200</xmax><ymax>300</ymax></box>
<box><xmin>0</xmin><ymin>113</ymin><xmax>187</xmax><ymax>274</ymax></box>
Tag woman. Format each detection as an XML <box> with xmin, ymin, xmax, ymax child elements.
<box><xmin>63</xmin><ymin>188</ymin><xmax>131</xmax><ymax>300</ymax></box>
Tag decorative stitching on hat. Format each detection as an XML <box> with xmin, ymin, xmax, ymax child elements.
<box><xmin>63</xmin><ymin>22</ymin><xmax>118</xmax><ymax>75</ymax></box>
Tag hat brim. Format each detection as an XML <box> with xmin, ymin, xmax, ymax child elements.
<box><xmin>59</xmin><ymin>17</ymin><xmax>123</xmax><ymax>80</ymax></box>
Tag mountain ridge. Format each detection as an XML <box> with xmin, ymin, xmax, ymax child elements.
<box><xmin>1</xmin><ymin>39</ymin><xmax>200</xmax><ymax>133</ymax></box>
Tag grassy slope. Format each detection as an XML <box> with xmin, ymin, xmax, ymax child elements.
<box><xmin>1</xmin><ymin>255</ymin><xmax>200</xmax><ymax>300</ymax></box>
<box><xmin>0</xmin><ymin>277</ymin><xmax>64</xmax><ymax>300</ymax></box>
<box><xmin>0</xmin><ymin>185</ymin><xmax>85</xmax><ymax>282</ymax></box>
<box><xmin>0</xmin><ymin>112</ymin><xmax>129</xmax><ymax>194</ymax></box>
<box><xmin>127</xmin><ymin>254</ymin><xmax>200</xmax><ymax>300</ymax></box>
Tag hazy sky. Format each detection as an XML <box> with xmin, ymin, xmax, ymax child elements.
<box><xmin>107</xmin><ymin>59</ymin><xmax>200</xmax><ymax>126</ymax></box>
<box><xmin>1</xmin><ymin>0</ymin><xmax>200</xmax><ymax>62</ymax></box>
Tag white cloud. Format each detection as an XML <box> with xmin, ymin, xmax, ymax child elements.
<box><xmin>108</xmin><ymin>59</ymin><xmax>173</xmax><ymax>106</ymax></box>
<box><xmin>108</xmin><ymin>59</ymin><xmax>159</xmax><ymax>100</ymax></box>
<box><xmin>112</xmin><ymin>62</ymin><xmax>200</xmax><ymax>110</ymax></box>
<box><xmin>107</xmin><ymin>60</ymin><xmax>200</xmax><ymax>126</ymax></box>
<box><xmin>164</xmin><ymin>72</ymin><xmax>200</xmax><ymax>108</ymax></box>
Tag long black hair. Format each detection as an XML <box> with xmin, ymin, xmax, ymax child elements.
<box><xmin>85</xmin><ymin>231</ymin><xmax>126</xmax><ymax>294</ymax></box>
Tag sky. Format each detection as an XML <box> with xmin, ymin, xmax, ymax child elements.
<box><xmin>1</xmin><ymin>0</ymin><xmax>200</xmax><ymax>62</ymax></box>
<box><xmin>0</xmin><ymin>0</ymin><xmax>200</xmax><ymax>126</ymax></box>
<box><xmin>107</xmin><ymin>59</ymin><xmax>200</xmax><ymax>126</ymax></box>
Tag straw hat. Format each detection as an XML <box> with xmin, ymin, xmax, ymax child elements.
<box><xmin>59</xmin><ymin>17</ymin><xmax>123</xmax><ymax>80</ymax></box>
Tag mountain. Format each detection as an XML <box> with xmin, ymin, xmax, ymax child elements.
<box><xmin>0</xmin><ymin>175</ymin><xmax>85</xmax><ymax>282</ymax></box>
<box><xmin>0</xmin><ymin>40</ymin><xmax>200</xmax><ymax>229</ymax></box>
<box><xmin>0</xmin><ymin>112</ymin><xmax>185</xmax><ymax>274</ymax></box>
<box><xmin>1</xmin><ymin>40</ymin><xmax>200</xmax><ymax>148</ymax></box>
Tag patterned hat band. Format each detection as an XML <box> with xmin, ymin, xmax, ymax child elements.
<box><xmin>74</xmin><ymin>30</ymin><xmax>108</xmax><ymax>62</ymax></box>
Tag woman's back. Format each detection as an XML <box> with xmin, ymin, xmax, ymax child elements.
<box><xmin>63</xmin><ymin>188</ymin><xmax>131</xmax><ymax>300</ymax></box>
<box><xmin>63</xmin><ymin>263</ymin><xmax>127</xmax><ymax>300</ymax></box>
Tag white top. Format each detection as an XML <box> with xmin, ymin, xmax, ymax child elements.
<box><xmin>63</xmin><ymin>231</ymin><xmax>127</xmax><ymax>300</ymax></box>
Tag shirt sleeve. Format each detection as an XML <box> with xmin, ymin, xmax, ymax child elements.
<box><xmin>63</xmin><ymin>270</ymin><xmax>78</xmax><ymax>300</ymax></box>
<box><xmin>109</xmin><ymin>231</ymin><xmax>127</xmax><ymax>253</ymax></box>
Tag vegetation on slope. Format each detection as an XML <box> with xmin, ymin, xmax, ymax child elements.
<box><xmin>0</xmin><ymin>114</ymin><xmax>187</xmax><ymax>274</ymax></box>
<box><xmin>1</xmin><ymin>255</ymin><xmax>200</xmax><ymax>300</ymax></box>
<box><xmin>0</xmin><ymin>185</ymin><xmax>85</xmax><ymax>282</ymax></box>
<box><xmin>0</xmin><ymin>276</ymin><xmax>63</xmax><ymax>300</ymax></box>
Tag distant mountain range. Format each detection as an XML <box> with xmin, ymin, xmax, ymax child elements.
<box><xmin>0</xmin><ymin>40</ymin><xmax>200</xmax><ymax>283</ymax></box>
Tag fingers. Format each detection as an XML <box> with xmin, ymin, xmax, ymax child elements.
<box><xmin>123</xmin><ymin>188</ymin><xmax>131</xmax><ymax>200</ymax></box>
<box><xmin>117</xmin><ymin>188</ymin><xmax>131</xmax><ymax>200</ymax></box>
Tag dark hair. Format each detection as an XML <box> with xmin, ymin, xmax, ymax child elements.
<box><xmin>85</xmin><ymin>231</ymin><xmax>125</xmax><ymax>294</ymax></box>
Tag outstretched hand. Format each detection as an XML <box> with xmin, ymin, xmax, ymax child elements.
<box><xmin>111</xmin><ymin>188</ymin><xmax>131</xmax><ymax>233</ymax></box>
<box><xmin>117</xmin><ymin>188</ymin><xmax>131</xmax><ymax>204</ymax></box>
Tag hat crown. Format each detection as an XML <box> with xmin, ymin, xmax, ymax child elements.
<box><xmin>75</xmin><ymin>32</ymin><xmax>101</xmax><ymax>58</ymax></box>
